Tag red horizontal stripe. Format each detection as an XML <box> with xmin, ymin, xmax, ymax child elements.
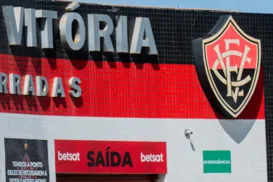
<box><xmin>0</xmin><ymin>54</ymin><xmax>264</xmax><ymax>119</ymax></box>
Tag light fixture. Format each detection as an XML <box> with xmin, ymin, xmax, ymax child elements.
<box><xmin>184</xmin><ymin>129</ymin><xmax>193</xmax><ymax>139</ymax></box>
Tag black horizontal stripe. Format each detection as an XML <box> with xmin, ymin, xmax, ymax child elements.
<box><xmin>0</xmin><ymin>0</ymin><xmax>273</xmax><ymax>65</ymax></box>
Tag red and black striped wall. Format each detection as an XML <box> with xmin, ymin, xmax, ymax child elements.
<box><xmin>0</xmin><ymin>54</ymin><xmax>265</xmax><ymax>119</ymax></box>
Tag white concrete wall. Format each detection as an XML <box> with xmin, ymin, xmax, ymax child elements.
<box><xmin>0</xmin><ymin>113</ymin><xmax>267</xmax><ymax>182</ymax></box>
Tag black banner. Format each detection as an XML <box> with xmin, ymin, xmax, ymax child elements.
<box><xmin>5</xmin><ymin>138</ymin><xmax>50</xmax><ymax>182</ymax></box>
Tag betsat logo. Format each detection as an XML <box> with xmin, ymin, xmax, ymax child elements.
<box><xmin>203</xmin><ymin>150</ymin><xmax>231</xmax><ymax>173</ymax></box>
<box><xmin>58</xmin><ymin>151</ymin><xmax>80</xmax><ymax>161</ymax></box>
<box><xmin>140</xmin><ymin>153</ymin><xmax>164</xmax><ymax>162</ymax></box>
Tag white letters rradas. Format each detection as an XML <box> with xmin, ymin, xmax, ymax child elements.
<box><xmin>0</xmin><ymin>72</ymin><xmax>81</xmax><ymax>98</ymax></box>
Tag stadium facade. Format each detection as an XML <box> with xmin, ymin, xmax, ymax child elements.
<box><xmin>0</xmin><ymin>0</ymin><xmax>272</xmax><ymax>182</ymax></box>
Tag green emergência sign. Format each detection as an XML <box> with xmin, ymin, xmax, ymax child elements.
<box><xmin>203</xmin><ymin>150</ymin><xmax>231</xmax><ymax>173</ymax></box>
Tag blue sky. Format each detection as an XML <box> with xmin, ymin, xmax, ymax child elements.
<box><xmin>80</xmin><ymin>0</ymin><xmax>273</xmax><ymax>14</ymax></box>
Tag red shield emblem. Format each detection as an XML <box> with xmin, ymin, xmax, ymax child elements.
<box><xmin>193</xmin><ymin>15</ymin><xmax>261</xmax><ymax>118</ymax></box>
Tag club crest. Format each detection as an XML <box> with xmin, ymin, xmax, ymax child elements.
<box><xmin>192</xmin><ymin>15</ymin><xmax>261</xmax><ymax>118</ymax></box>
